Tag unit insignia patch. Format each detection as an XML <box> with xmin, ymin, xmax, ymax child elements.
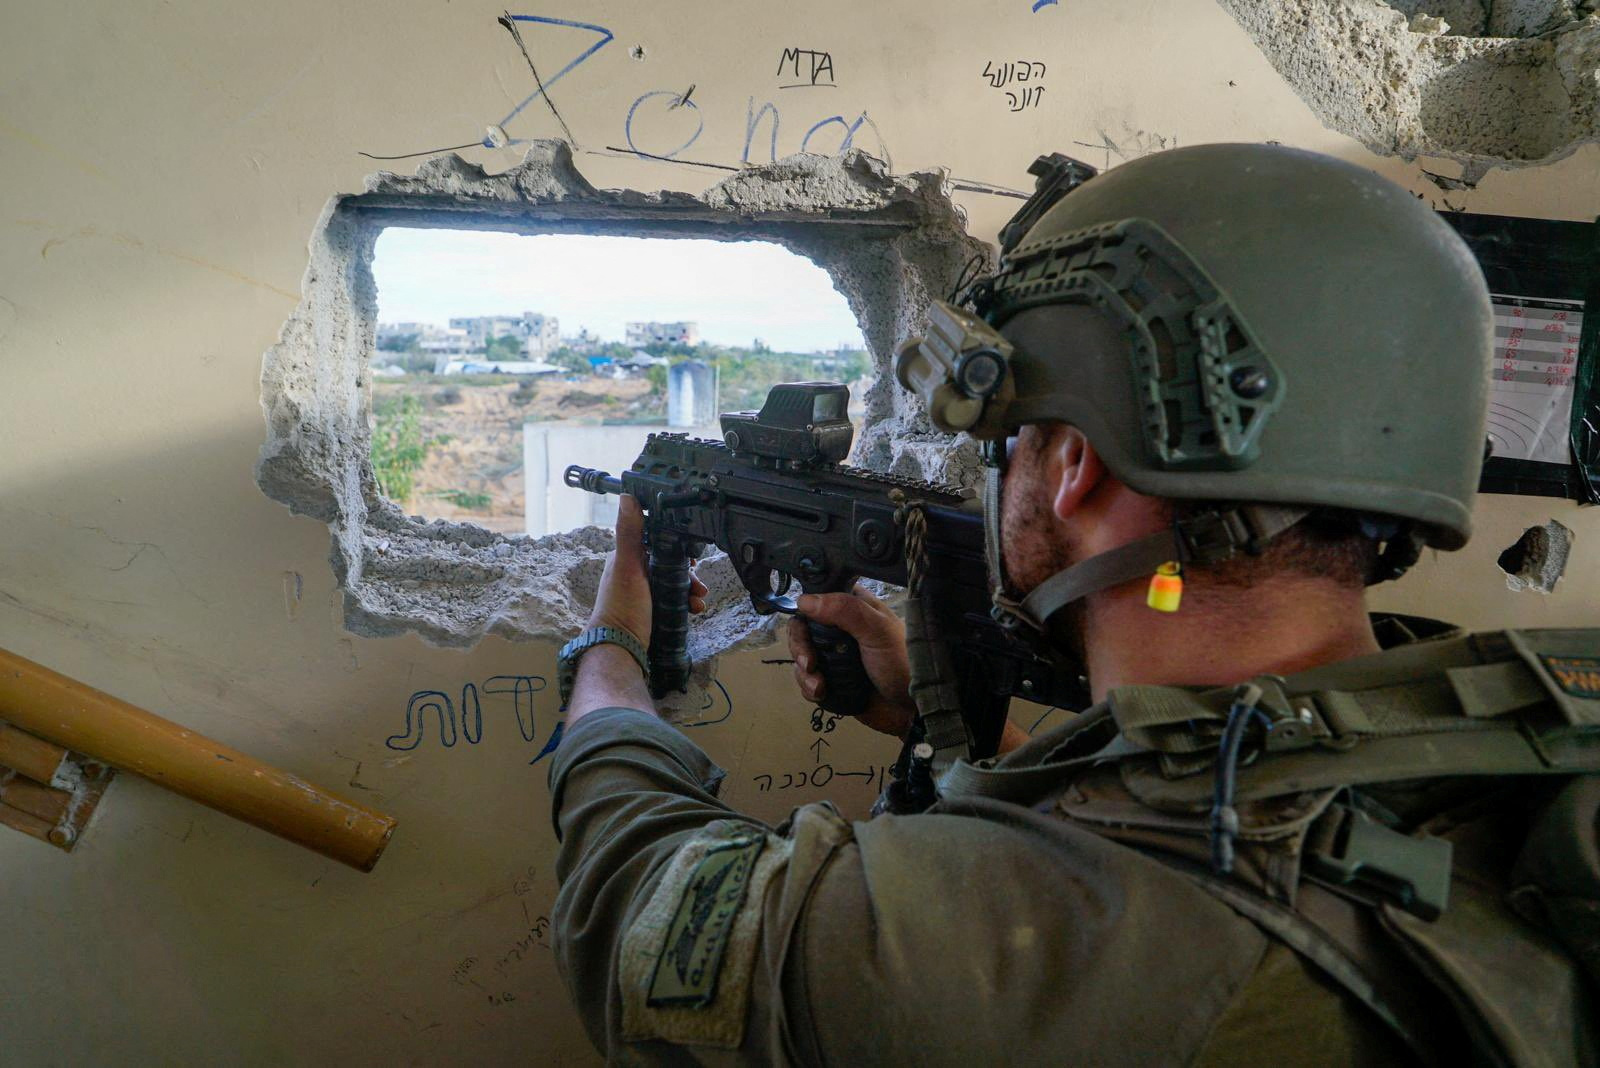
<box><xmin>647</xmin><ymin>833</ymin><xmax>766</xmax><ymax>1008</ymax></box>
<box><xmin>1540</xmin><ymin>655</ymin><xmax>1600</xmax><ymax>699</ymax></box>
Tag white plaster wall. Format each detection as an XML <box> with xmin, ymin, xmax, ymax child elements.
<box><xmin>1</xmin><ymin>1</ymin><xmax>1596</xmax><ymax>1062</ymax></box>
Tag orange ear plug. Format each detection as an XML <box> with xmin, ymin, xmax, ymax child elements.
<box><xmin>1147</xmin><ymin>561</ymin><xmax>1183</xmax><ymax>613</ymax></box>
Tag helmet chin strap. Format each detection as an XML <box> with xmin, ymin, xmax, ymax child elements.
<box><xmin>984</xmin><ymin>465</ymin><xmax>1310</xmax><ymax>633</ymax></box>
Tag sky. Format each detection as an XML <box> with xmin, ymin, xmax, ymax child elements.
<box><xmin>372</xmin><ymin>228</ymin><xmax>867</xmax><ymax>352</ymax></box>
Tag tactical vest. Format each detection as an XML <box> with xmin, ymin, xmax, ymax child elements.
<box><xmin>939</xmin><ymin>623</ymin><xmax>1600</xmax><ymax>1066</ymax></box>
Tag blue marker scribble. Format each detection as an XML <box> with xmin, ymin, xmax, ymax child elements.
<box><xmin>386</xmin><ymin>690</ymin><xmax>456</xmax><ymax>751</ymax></box>
<box><xmin>682</xmin><ymin>679</ymin><xmax>735</xmax><ymax>728</ymax></box>
<box><xmin>625</xmin><ymin>89</ymin><xmax>704</xmax><ymax>159</ymax></box>
<box><xmin>385</xmin><ymin>676</ymin><xmax>549</xmax><ymax>751</ymax></box>
<box><xmin>459</xmin><ymin>683</ymin><xmax>482</xmax><ymax>745</ymax></box>
<box><xmin>493</xmin><ymin>15</ymin><xmax>615</xmax><ymax>135</ymax></box>
<box><xmin>530</xmin><ymin>720</ymin><xmax>565</xmax><ymax>765</ymax></box>
<box><xmin>742</xmin><ymin>98</ymin><xmax>781</xmax><ymax>164</ymax></box>
<box><xmin>800</xmin><ymin>112</ymin><xmax>867</xmax><ymax>156</ymax></box>
<box><xmin>483</xmin><ymin>675</ymin><xmax>546</xmax><ymax>742</ymax></box>
<box><xmin>1028</xmin><ymin>706</ymin><xmax>1064</xmax><ymax>734</ymax></box>
<box><xmin>1032</xmin><ymin>0</ymin><xmax>1058</xmax><ymax>10</ymax></box>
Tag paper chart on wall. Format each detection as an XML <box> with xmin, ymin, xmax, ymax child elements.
<box><xmin>1486</xmin><ymin>294</ymin><xmax>1582</xmax><ymax>466</ymax></box>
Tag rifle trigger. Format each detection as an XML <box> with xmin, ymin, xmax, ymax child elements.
<box><xmin>753</xmin><ymin>592</ymin><xmax>800</xmax><ymax>615</ymax></box>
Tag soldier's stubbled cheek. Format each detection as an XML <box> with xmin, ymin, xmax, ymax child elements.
<box><xmin>999</xmin><ymin>428</ymin><xmax>1072</xmax><ymax>597</ymax></box>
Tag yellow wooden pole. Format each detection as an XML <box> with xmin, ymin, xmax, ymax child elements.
<box><xmin>0</xmin><ymin>800</ymin><xmax>58</xmax><ymax>846</ymax></box>
<box><xmin>0</xmin><ymin>773</ymin><xmax>72</xmax><ymax>825</ymax></box>
<box><xmin>0</xmin><ymin>646</ymin><xmax>396</xmax><ymax>871</ymax></box>
<box><xmin>0</xmin><ymin>723</ymin><xmax>68</xmax><ymax>784</ymax></box>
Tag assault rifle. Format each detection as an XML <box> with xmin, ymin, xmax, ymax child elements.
<box><xmin>564</xmin><ymin>382</ymin><xmax>1086</xmax><ymax>760</ymax></box>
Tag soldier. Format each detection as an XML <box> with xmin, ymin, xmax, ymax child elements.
<box><xmin>550</xmin><ymin>143</ymin><xmax>1600</xmax><ymax>1064</ymax></box>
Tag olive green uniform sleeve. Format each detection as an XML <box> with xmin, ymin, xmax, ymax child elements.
<box><xmin>549</xmin><ymin>708</ymin><xmax>1277</xmax><ymax>1066</ymax></box>
<box><xmin>548</xmin><ymin>707</ymin><xmax>835</xmax><ymax>1064</ymax></box>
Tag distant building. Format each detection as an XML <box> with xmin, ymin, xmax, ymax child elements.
<box><xmin>811</xmin><ymin>346</ymin><xmax>868</xmax><ymax>377</ymax></box>
<box><xmin>437</xmin><ymin>360</ymin><xmax>563</xmax><ymax>376</ymax></box>
<box><xmin>375</xmin><ymin>322</ymin><xmax>475</xmax><ymax>358</ymax></box>
<box><xmin>376</xmin><ymin>321</ymin><xmax>432</xmax><ymax>347</ymax></box>
<box><xmin>449</xmin><ymin>312</ymin><xmax>562</xmax><ymax>356</ymax></box>
<box><xmin>625</xmin><ymin>321</ymin><xmax>700</xmax><ymax>348</ymax></box>
<box><xmin>519</xmin><ymin>312</ymin><xmax>560</xmax><ymax>356</ymax></box>
<box><xmin>597</xmin><ymin>351</ymin><xmax>668</xmax><ymax>379</ymax></box>
<box><xmin>415</xmin><ymin>327</ymin><xmax>474</xmax><ymax>356</ymax></box>
<box><xmin>449</xmin><ymin>315</ymin><xmax>521</xmax><ymax>347</ymax></box>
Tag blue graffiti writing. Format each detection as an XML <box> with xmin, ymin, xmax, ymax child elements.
<box><xmin>385</xmin><ymin>675</ymin><xmax>550</xmax><ymax>752</ymax></box>
<box><xmin>529</xmin><ymin>721</ymin><xmax>564</xmax><ymax>765</ymax></box>
<box><xmin>623</xmin><ymin>95</ymin><xmax>888</xmax><ymax>168</ymax></box>
<box><xmin>387</xmin><ymin>690</ymin><xmax>455</xmax><ymax>751</ymax></box>
<box><xmin>493</xmin><ymin>15</ymin><xmax>615</xmax><ymax>138</ymax></box>
<box><xmin>483</xmin><ymin>674</ymin><xmax>544</xmax><ymax>742</ymax></box>
<box><xmin>679</xmin><ymin>678</ymin><xmax>735</xmax><ymax>729</ymax></box>
<box><xmin>624</xmin><ymin>89</ymin><xmax>704</xmax><ymax>159</ymax></box>
<box><xmin>800</xmin><ymin>111</ymin><xmax>868</xmax><ymax>155</ymax></box>
<box><xmin>743</xmin><ymin>97</ymin><xmax>781</xmax><ymax>164</ymax></box>
<box><xmin>1028</xmin><ymin>705</ymin><xmax>1065</xmax><ymax>733</ymax></box>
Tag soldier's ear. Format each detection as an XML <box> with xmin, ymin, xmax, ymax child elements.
<box><xmin>1050</xmin><ymin>425</ymin><xmax>1104</xmax><ymax>522</ymax></box>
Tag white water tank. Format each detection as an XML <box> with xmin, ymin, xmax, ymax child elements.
<box><xmin>667</xmin><ymin>361</ymin><xmax>717</xmax><ymax>427</ymax></box>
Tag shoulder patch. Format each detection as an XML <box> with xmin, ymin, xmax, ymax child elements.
<box><xmin>620</xmin><ymin>822</ymin><xmax>791</xmax><ymax>1049</ymax></box>
<box><xmin>1504</xmin><ymin>630</ymin><xmax>1600</xmax><ymax>727</ymax></box>
<box><xmin>1540</xmin><ymin>655</ymin><xmax>1600</xmax><ymax>700</ymax></box>
<box><xmin>647</xmin><ymin>833</ymin><xmax>766</xmax><ymax>1008</ymax></box>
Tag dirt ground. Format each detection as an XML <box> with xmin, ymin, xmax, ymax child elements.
<box><xmin>372</xmin><ymin>374</ymin><xmax>658</xmax><ymax>534</ymax></box>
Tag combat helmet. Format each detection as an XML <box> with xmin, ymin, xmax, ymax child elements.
<box><xmin>897</xmin><ymin>143</ymin><xmax>1493</xmax><ymax>630</ymax></box>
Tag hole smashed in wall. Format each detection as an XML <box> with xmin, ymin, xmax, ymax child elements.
<box><xmin>1497</xmin><ymin>517</ymin><xmax>1575</xmax><ymax>592</ymax></box>
<box><xmin>255</xmin><ymin>142</ymin><xmax>986</xmax><ymax>688</ymax></box>
<box><xmin>1382</xmin><ymin>0</ymin><xmax>1597</xmax><ymax>37</ymax></box>
<box><xmin>1218</xmin><ymin>0</ymin><xmax>1600</xmax><ymax>177</ymax></box>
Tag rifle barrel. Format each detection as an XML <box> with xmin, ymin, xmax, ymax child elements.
<box><xmin>565</xmin><ymin>465</ymin><xmax>623</xmax><ymax>495</ymax></box>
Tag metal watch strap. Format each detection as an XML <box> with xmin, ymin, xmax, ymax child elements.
<box><xmin>558</xmin><ymin>625</ymin><xmax>649</xmax><ymax>708</ymax></box>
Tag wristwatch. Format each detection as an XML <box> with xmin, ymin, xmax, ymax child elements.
<box><xmin>558</xmin><ymin>625</ymin><xmax>650</xmax><ymax>708</ymax></box>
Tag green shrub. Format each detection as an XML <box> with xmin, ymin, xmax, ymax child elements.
<box><xmin>370</xmin><ymin>394</ymin><xmax>442</xmax><ymax>503</ymax></box>
<box><xmin>433</xmin><ymin>489</ymin><xmax>493</xmax><ymax>511</ymax></box>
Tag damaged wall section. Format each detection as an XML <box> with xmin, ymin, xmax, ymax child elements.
<box><xmin>255</xmin><ymin>142</ymin><xmax>986</xmax><ymax>668</ymax></box>
<box><xmin>1219</xmin><ymin>0</ymin><xmax>1600</xmax><ymax>178</ymax></box>
<box><xmin>1498</xmin><ymin>517</ymin><xmax>1576</xmax><ymax>591</ymax></box>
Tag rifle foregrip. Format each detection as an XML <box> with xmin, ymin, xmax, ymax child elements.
<box><xmin>648</xmin><ymin>536</ymin><xmax>692</xmax><ymax>697</ymax></box>
<box><xmin>806</xmin><ymin>620</ymin><xmax>875</xmax><ymax>718</ymax></box>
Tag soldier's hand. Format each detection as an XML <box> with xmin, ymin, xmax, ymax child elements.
<box><xmin>588</xmin><ymin>495</ymin><xmax>708</xmax><ymax>647</ymax></box>
<box><xmin>790</xmin><ymin>586</ymin><xmax>916</xmax><ymax>739</ymax></box>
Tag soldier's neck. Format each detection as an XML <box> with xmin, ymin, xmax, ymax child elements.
<box><xmin>1080</xmin><ymin>579</ymin><xmax>1380</xmax><ymax>704</ymax></box>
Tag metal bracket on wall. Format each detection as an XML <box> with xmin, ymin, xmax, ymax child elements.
<box><xmin>0</xmin><ymin>722</ymin><xmax>115</xmax><ymax>851</ymax></box>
